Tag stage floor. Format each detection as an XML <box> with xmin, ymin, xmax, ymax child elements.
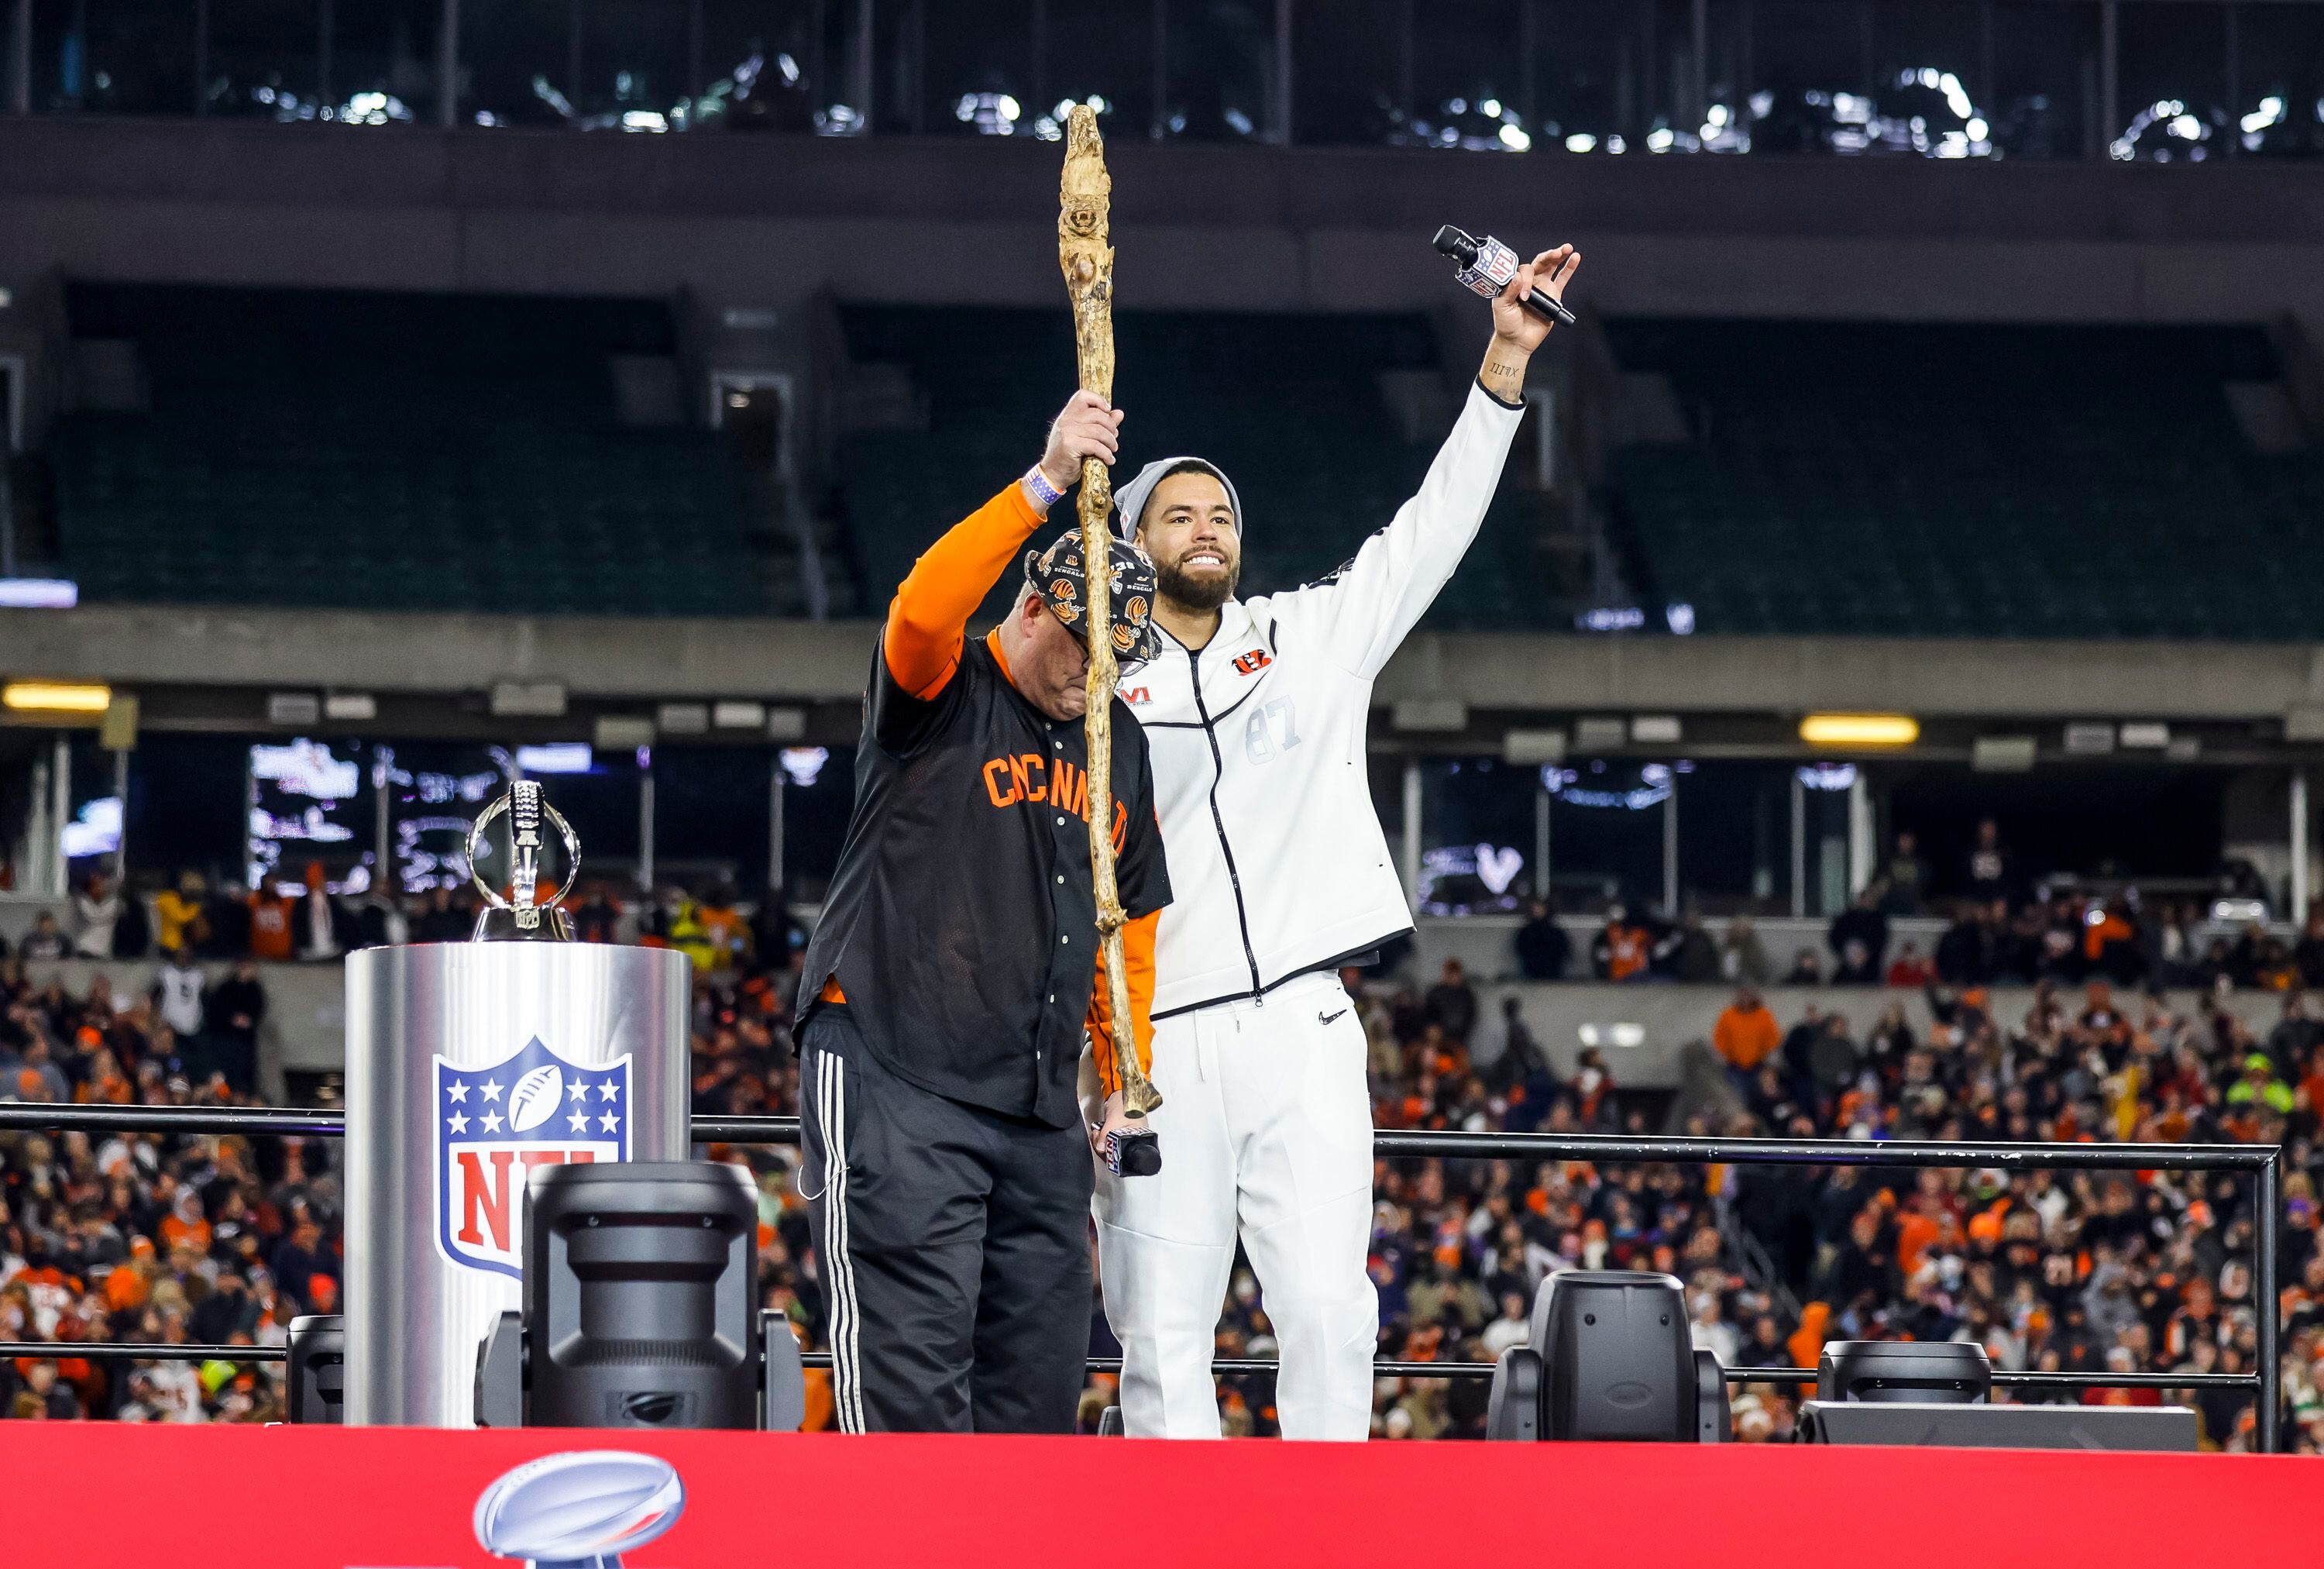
<box><xmin>9</xmin><ymin>1421</ymin><xmax>2305</xmax><ymax>1566</ymax></box>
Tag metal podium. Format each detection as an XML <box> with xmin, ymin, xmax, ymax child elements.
<box><xmin>342</xmin><ymin>783</ymin><xmax>693</xmax><ymax>1426</ymax></box>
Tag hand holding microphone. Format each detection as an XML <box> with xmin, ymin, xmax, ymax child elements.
<box><xmin>1434</xmin><ymin>225</ymin><xmax>1581</xmax><ymax>332</ymax></box>
<box><xmin>1435</xmin><ymin>225</ymin><xmax>1582</xmax><ymax>396</ymax></box>
<box><xmin>1089</xmin><ymin>1088</ymin><xmax>1161</xmax><ymax>1176</ymax></box>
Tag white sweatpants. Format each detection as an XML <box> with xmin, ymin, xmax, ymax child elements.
<box><xmin>1092</xmin><ymin>969</ymin><xmax>1379</xmax><ymax>1440</ymax></box>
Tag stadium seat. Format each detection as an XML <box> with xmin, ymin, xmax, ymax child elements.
<box><xmin>1604</xmin><ymin>318</ymin><xmax>2324</xmax><ymax>640</ymax></box>
<box><xmin>51</xmin><ymin>284</ymin><xmax>765</xmax><ymax>618</ymax></box>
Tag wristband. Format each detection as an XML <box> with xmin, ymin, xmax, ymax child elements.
<box><xmin>1023</xmin><ymin>465</ymin><xmax>1065</xmax><ymax>511</ymax></box>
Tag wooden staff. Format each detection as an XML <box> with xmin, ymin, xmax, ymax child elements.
<box><xmin>1058</xmin><ymin>105</ymin><xmax>1163</xmax><ymax>1134</ymax></box>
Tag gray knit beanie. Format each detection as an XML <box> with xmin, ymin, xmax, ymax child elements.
<box><xmin>1110</xmin><ymin>456</ymin><xmax>1243</xmax><ymax>544</ymax></box>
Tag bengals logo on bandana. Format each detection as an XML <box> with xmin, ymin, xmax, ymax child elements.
<box><xmin>1112</xmin><ymin>594</ymin><xmax>1152</xmax><ymax>654</ymax></box>
<box><xmin>1025</xmin><ymin>530</ymin><xmax>1160</xmax><ymax>665</ymax></box>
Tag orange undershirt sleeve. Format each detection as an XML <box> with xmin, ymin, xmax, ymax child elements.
<box><xmin>882</xmin><ymin>480</ymin><xmax>1045</xmax><ymax>700</ymax></box>
<box><xmin>820</xmin><ymin>481</ymin><xmax>1045</xmax><ymax>1012</ymax></box>
<box><xmin>1087</xmin><ymin>909</ymin><xmax>1160</xmax><ymax>1100</ymax></box>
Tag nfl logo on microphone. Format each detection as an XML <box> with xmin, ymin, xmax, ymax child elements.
<box><xmin>435</xmin><ymin>1037</ymin><xmax>631</xmax><ymax>1278</ymax></box>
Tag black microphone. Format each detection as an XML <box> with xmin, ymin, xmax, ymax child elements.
<box><xmin>1432</xmin><ymin>224</ymin><xmax>1576</xmax><ymax>327</ymax></box>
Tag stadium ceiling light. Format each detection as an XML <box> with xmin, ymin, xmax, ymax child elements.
<box><xmin>1800</xmin><ymin>713</ymin><xmax>1919</xmax><ymax>747</ymax></box>
<box><xmin>3</xmin><ymin>680</ymin><xmax>112</xmax><ymax>714</ymax></box>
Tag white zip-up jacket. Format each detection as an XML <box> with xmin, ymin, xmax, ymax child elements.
<box><xmin>1128</xmin><ymin>381</ymin><xmax>1525</xmax><ymax>1019</ymax></box>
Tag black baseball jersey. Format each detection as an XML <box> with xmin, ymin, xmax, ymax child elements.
<box><xmin>798</xmin><ymin>632</ymin><xmax>1171</xmax><ymax>1130</ymax></box>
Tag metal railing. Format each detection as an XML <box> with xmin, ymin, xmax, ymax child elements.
<box><xmin>0</xmin><ymin>1104</ymin><xmax>2282</xmax><ymax>1450</ymax></box>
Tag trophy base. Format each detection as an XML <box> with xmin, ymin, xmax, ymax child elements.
<box><xmin>470</xmin><ymin>907</ymin><xmax>576</xmax><ymax>942</ymax></box>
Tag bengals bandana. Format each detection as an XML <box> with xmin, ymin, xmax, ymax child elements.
<box><xmin>1023</xmin><ymin>528</ymin><xmax>1161</xmax><ymax>666</ymax></box>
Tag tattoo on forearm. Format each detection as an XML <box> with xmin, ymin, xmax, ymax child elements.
<box><xmin>1486</xmin><ymin>357</ymin><xmax>1525</xmax><ymax>380</ymax></box>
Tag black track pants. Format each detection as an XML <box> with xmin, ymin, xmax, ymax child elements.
<box><xmin>799</xmin><ymin>1005</ymin><xmax>1093</xmax><ymax>1433</ymax></box>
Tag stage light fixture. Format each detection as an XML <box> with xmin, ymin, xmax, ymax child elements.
<box><xmin>284</xmin><ymin>1314</ymin><xmax>346</xmax><ymax>1424</ymax></box>
<box><xmin>473</xmin><ymin>1161</ymin><xmax>812</xmax><ymax>1432</ymax></box>
<box><xmin>3</xmin><ymin>680</ymin><xmax>112</xmax><ymax>714</ymax></box>
<box><xmin>1486</xmin><ymin>1271</ymin><xmax>1707</xmax><ymax>1442</ymax></box>
<box><xmin>1796</xmin><ymin>1401</ymin><xmax>2197</xmax><ymax>1450</ymax></box>
<box><xmin>1817</xmin><ymin>1340</ymin><xmax>1990</xmax><ymax>1403</ymax></box>
<box><xmin>1799</xmin><ymin>712</ymin><xmax>1919</xmax><ymax>747</ymax></box>
<box><xmin>526</xmin><ymin>1161</ymin><xmax>758</xmax><ymax>1429</ymax></box>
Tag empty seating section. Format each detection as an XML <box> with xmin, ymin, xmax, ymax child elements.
<box><xmin>834</xmin><ymin>305</ymin><xmax>1549</xmax><ymax>629</ymax></box>
<box><xmin>67</xmin><ymin>291</ymin><xmax>2294</xmax><ymax>640</ymax></box>
<box><xmin>54</xmin><ymin>284</ymin><xmax>761</xmax><ymax>617</ymax></box>
<box><xmin>1607</xmin><ymin>319</ymin><xmax>2324</xmax><ymax>639</ymax></box>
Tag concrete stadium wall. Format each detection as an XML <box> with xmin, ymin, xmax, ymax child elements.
<box><xmin>2</xmin><ymin>120</ymin><xmax>2323</xmax><ymax>328</ymax></box>
<box><xmin>14</xmin><ymin>604</ymin><xmax>2324</xmax><ymax>738</ymax></box>
<box><xmin>8</xmin><ymin>124</ymin><xmax>2324</xmax><ymax>735</ymax></box>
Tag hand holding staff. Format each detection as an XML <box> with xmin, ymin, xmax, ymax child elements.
<box><xmin>1058</xmin><ymin>105</ymin><xmax>1162</xmax><ymax>1178</ymax></box>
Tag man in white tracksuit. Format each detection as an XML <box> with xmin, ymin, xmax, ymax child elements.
<box><xmin>1089</xmin><ymin>242</ymin><xmax>1581</xmax><ymax>1438</ymax></box>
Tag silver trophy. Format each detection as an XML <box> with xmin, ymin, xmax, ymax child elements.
<box><xmin>467</xmin><ymin>779</ymin><xmax>580</xmax><ymax>941</ymax></box>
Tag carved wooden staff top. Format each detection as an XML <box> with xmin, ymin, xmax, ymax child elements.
<box><xmin>1058</xmin><ymin>105</ymin><xmax>1160</xmax><ymax>1119</ymax></box>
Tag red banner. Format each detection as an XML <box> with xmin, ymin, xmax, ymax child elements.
<box><xmin>6</xmin><ymin>1422</ymin><xmax>2305</xmax><ymax>1567</ymax></box>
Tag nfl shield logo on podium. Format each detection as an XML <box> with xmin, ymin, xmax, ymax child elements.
<box><xmin>435</xmin><ymin>1036</ymin><xmax>631</xmax><ymax>1278</ymax></box>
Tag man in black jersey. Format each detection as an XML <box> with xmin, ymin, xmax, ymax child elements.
<box><xmin>794</xmin><ymin>388</ymin><xmax>1170</xmax><ymax>1433</ymax></box>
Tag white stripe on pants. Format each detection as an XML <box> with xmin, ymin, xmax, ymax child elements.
<box><xmin>811</xmin><ymin>1048</ymin><xmax>866</xmax><ymax>1434</ymax></box>
<box><xmin>1092</xmin><ymin>970</ymin><xmax>1378</xmax><ymax>1439</ymax></box>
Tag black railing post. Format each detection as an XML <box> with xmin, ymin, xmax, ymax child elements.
<box><xmin>2257</xmin><ymin>1150</ymin><xmax>2282</xmax><ymax>1454</ymax></box>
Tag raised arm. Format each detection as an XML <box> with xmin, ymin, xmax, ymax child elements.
<box><xmin>1281</xmin><ymin>246</ymin><xmax>1580</xmax><ymax>680</ymax></box>
<box><xmin>883</xmin><ymin>389</ymin><xmax>1125</xmax><ymax>699</ymax></box>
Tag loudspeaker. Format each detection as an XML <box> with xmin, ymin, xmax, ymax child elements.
<box><xmin>284</xmin><ymin>1314</ymin><xmax>345</xmax><ymax>1424</ymax></box>
<box><xmin>1796</xmin><ymin>1400</ymin><xmax>2198</xmax><ymax>1451</ymax></box>
<box><xmin>1817</xmin><ymin>1340</ymin><xmax>1990</xmax><ymax>1404</ymax></box>
<box><xmin>525</xmin><ymin>1161</ymin><xmax>758</xmax><ymax>1430</ymax></box>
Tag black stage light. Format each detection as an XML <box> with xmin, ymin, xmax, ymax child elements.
<box><xmin>284</xmin><ymin>1314</ymin><xmax>345</xmax><ymax>1424</ymax></box>
<box><xmin>1693</xmin><ymin>1347</ymin><xmax>1732</xmax><ymax>1442</ymax></box>
<box><xmin>525</xmin><ymin>1161</ymin><xmax>759</xmax><ymax>1430</ymax></box>
<box><xmin>1535</xmin><ymin>1271</ymin><xmax>1696</xmax><ymax>1441</ymax></box>
<box><xmin>1487</xmin><ymin>1271</ymin><xmax>1700</xmax><ymax>1441</ymax></box>
<box><xmin>1485</xmin><ymin>1347</ymin><xmax>1543</xmax><ymax>1441</ymax></box>
<box><xmin>1817</xmin><ymin>1340</ymin><xmax>1992</xmax><ymax>1404</ymax></box>
<box><xmin>1796</xmin><ymin>1400</ymin><xmax>2198</xmax><ymax>1450</ymax></box>
<box><xmin>479</xmin><ymin>1303</ymin><xmax>807</xmax><ymax>1431</ymax></box>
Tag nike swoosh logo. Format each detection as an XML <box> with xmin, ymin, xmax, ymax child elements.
<box><xmin>1320</xmin><ymin>1008</ymin><xmax>1349</xmax><ymax>1025</ymax></box>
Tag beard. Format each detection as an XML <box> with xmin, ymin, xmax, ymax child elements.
<box><xmin>1155</xmin><ymin>552</ymin><xmax>1239</xmax><ymax>613</ymax></box>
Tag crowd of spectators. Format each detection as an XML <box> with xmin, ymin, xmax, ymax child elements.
<box><xmin>0</xmin><ymin>922</ymin><xmax>806</xmax><ymax>1426</ymax></box>
<box><xmin>4</xmin><ymin>865</ymin><xmax>789</xmax><ymax>972</ymax></box>
<box><xmin>0</xmin><ymin>952</ymin><xmax>318</xmax><ymax>1421</ymax></box>
<box><xmin>0</xmin><ymin>872</ymin><xmax>802</xmax><ymax>1426</ymax></box>
<box><xmin>1508</xmin><ymin>820</ymin><xmax>2313</xmax><ymax>995</ymax></box>
<box><xmin>5</xmin><ymin>848</ymin><xmax>2322</xmax><ymax>1449</ymax></box>
<box><xmin>1298</xmin><ymin>955</ymin><xmax>2321</xmax><ymax>1449</ymax></box>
